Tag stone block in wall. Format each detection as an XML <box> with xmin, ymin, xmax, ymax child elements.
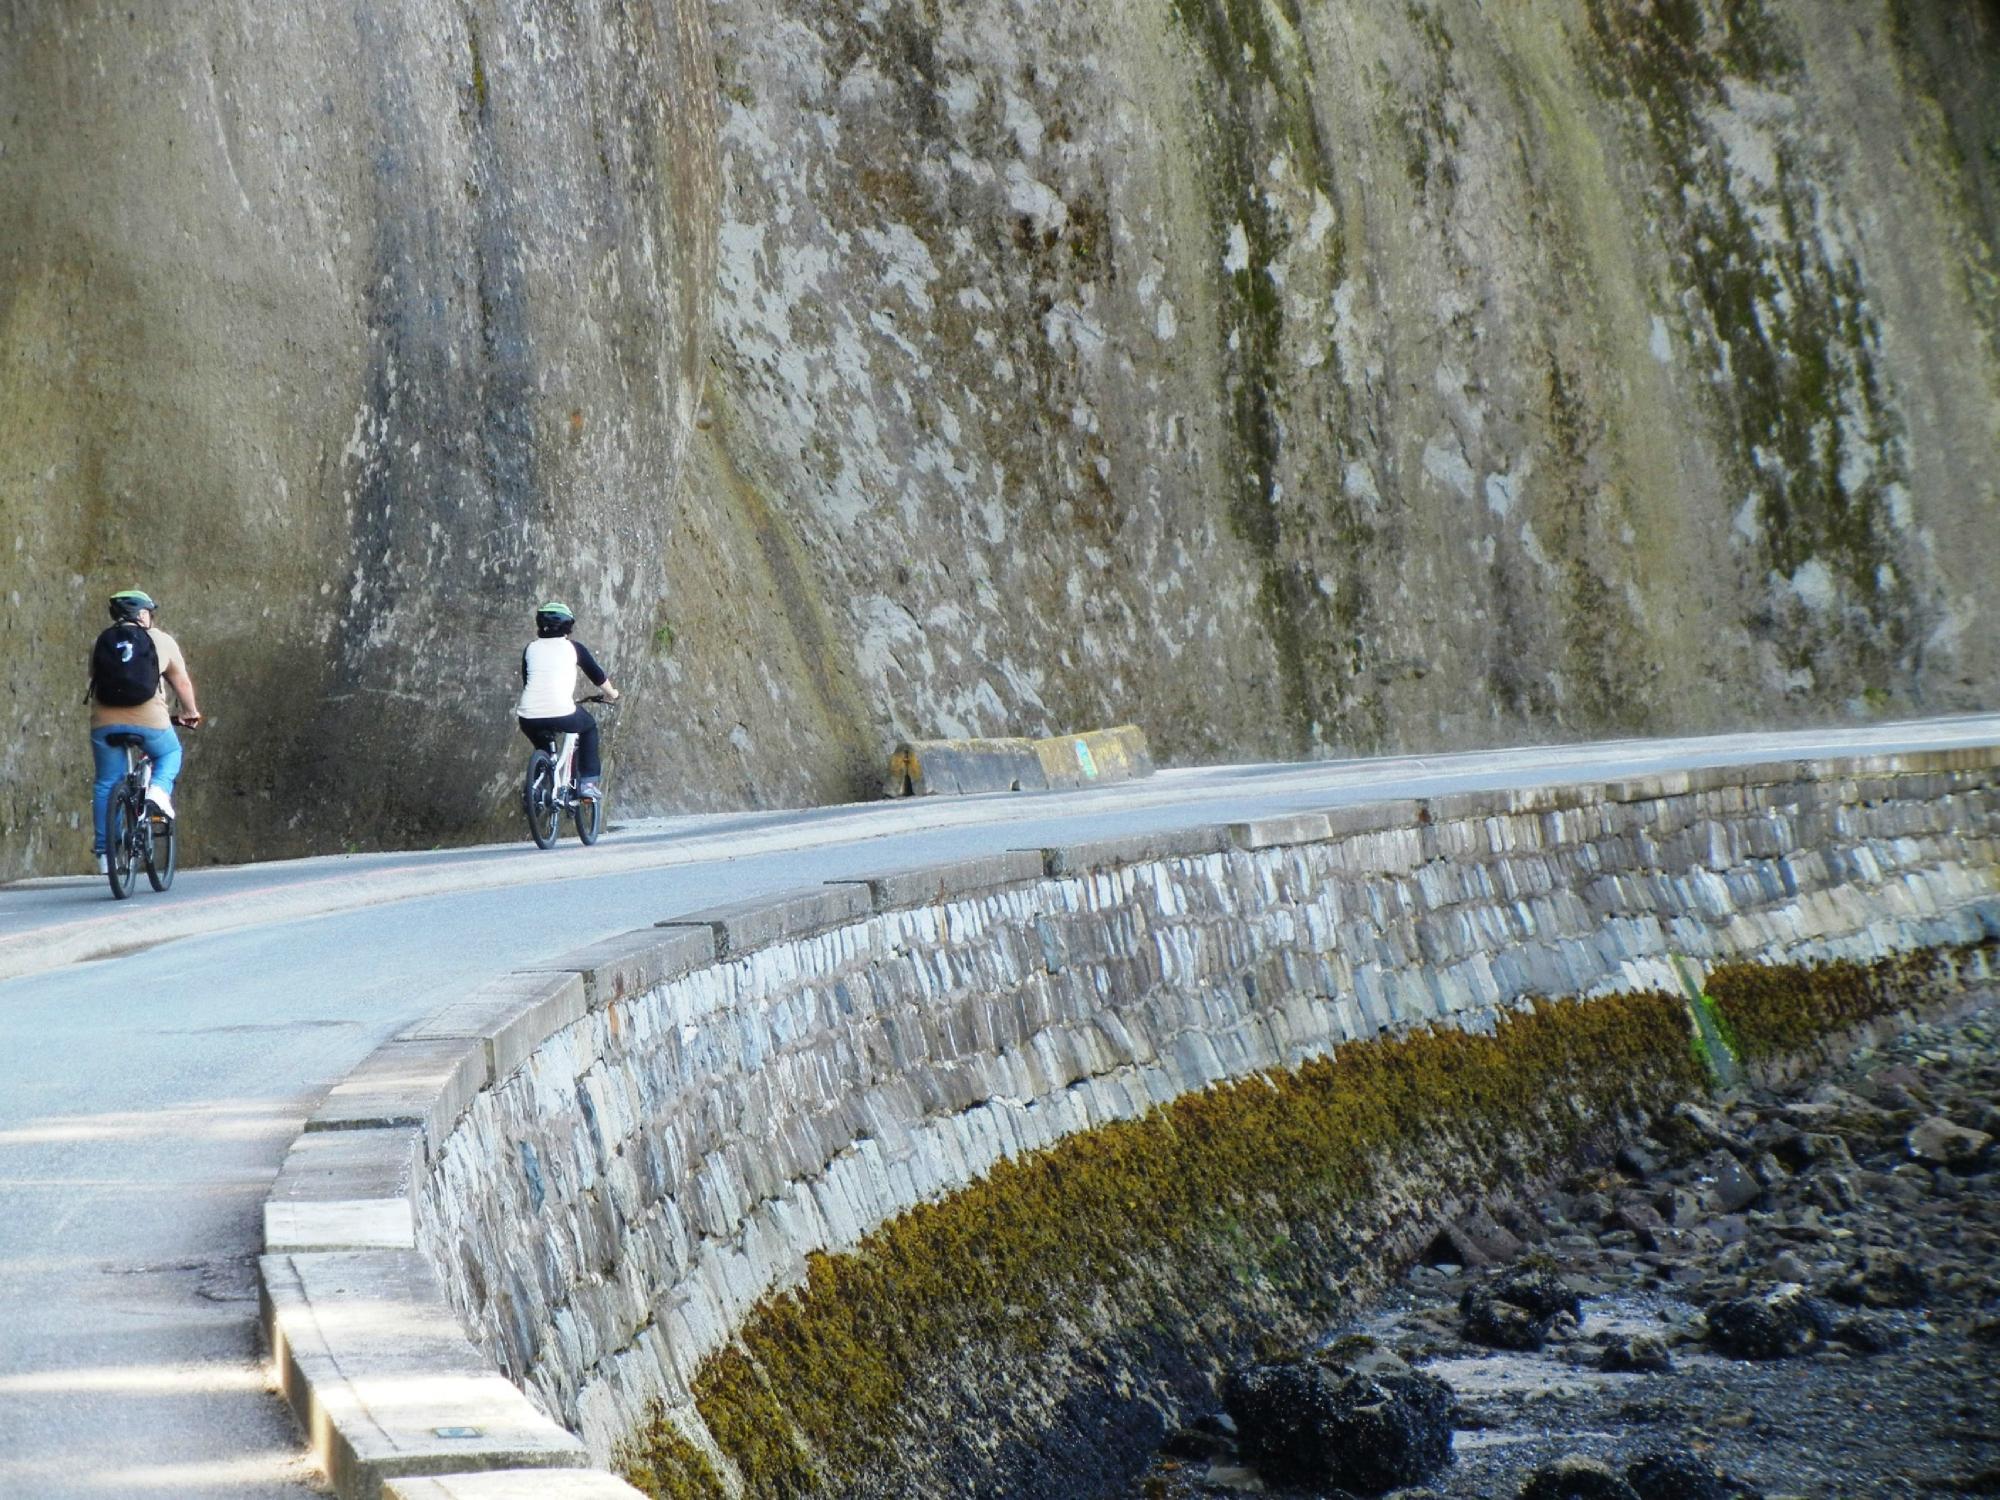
<box><xmin>520</xmin><ymin>928</ymin><xmax>716</xmax><ymax>1010</ymax></box>
<box><xmin>659</xmin><ymin>884</ymin><xmax>874</xmax><ymax>957</ymax></box>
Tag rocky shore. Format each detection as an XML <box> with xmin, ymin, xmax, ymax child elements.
<box><xmin>1130</xmin><ymin>1002</ymin><xmax>2000</xmax><ymax>1499</ymax></box>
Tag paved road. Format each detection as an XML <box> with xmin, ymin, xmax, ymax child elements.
<box><xmin>2</xmin><ymin>717</ymin><xmax>1997</xmax><ymax>1498</ymax></box>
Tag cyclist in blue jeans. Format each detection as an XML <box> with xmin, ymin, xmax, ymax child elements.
<box><xmin>87</xmin><ymin>590</ymin><xmax>202</xmax><ymax>873</ymax></box>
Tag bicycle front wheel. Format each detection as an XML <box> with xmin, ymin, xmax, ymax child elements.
<box><xmin>106</xmin><ymin>796</ymin><xmax>138</xmax><ymax>899</ymax></box>
<box><xmin>146</xmin><ymin>809</ymin><xmax>176</xmax><ymax>892</ymax></box>
<box><xmin>524</xmin><ymin>753</ymin><xmax>560</xmax><ymax>849</ymax></box>
<box><xmin>573</xmin><ymin>787</ymin><xmax>602</xmax><ymax>845</ymax></box>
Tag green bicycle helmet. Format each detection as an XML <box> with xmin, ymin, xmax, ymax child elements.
<box><xmin>534</xmin><ymin>600</ymin><xmax>576</xmax><ymax>638</ymax></box>
<box><xmin>108</xmin><ymin>589</ymin><xmax>158</xmax><ymax>622</ymax></box>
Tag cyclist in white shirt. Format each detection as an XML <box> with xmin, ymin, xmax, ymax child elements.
<box><xmin>516</xmin><ymin>601</ymin><xmax>619</xmax><ymax>799</ymax></box>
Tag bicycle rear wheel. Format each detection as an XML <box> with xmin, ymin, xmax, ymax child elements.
<box><xmin>106</xmin><ymin>795</ymin><xmax>138</xmax><ymax>899</ymax></box>
<box><xmin>146</xmin><ymin>808</ymin><xmax>176</xmax><ymax>891</ymax></box>
<box><xmin>573</xmin><ymin>786</ymin><xmax>602</xmax><ymax>845</ymax></box>
<box><xmin>524</xmin><ymin>752</ymin><xmax>560</xmax><ymax>849</ymax></box>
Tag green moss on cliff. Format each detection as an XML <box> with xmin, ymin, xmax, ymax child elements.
<box><xmin>626</xmin><ymin>988</ymin><xmax>1704</xmax><ymax>1497</ymax></box>
<box><xmin>1582</xmin><ymin>0</ymin><xmax>1915</xmax><ymax>697</ymax></box>
<box><xmin>1170</xmin><ymin>0</ymin><xmax>1349</xmax><ymax>753</ymax></box>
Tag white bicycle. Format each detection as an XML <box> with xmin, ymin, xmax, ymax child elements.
<box><xmin>521</xmin><ymin>696</ymin><xmax>614</xmax><ymax>849</ymax></box>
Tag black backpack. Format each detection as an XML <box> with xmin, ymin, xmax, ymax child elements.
<box><xmin>90</xmin><ymin>623</ymin><xmax>160</xmax><ymax>707</ymax></box>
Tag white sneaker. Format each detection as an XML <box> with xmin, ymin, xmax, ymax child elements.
<box><xmin>145</xmin><ymin>785</ymin><xmax>176</xmax><ymax>819</ymax></box>
<box><xmin>94</xmin><ymin>853</ymin><xmax>107</xmax><ymax>875</ymax></box>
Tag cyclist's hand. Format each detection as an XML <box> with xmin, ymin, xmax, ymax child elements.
<box><xmin>174</xmin><ymin>712</ymin><xmax>203</xmax><ymax>729</ymax></box>
<box><xmin>602</xmin><ymin>685</ymin><xmax>621</xmax><ymax>704</ymax></box>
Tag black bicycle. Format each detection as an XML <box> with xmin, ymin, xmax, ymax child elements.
<box><xmin>102</xmin><ymin>729</ymin><xmax>185</xmax><ymax>898</ymax></box>
<box><xmin>522</xmin><ymin>696</ymin><xmax>615</xmax><ymax>849</ymax></box>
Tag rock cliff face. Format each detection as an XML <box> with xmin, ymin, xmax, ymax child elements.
<box><xmin>3</xmin><ymin>0</ymin><xmax>1996</xmax><ymax>874</ymax></box>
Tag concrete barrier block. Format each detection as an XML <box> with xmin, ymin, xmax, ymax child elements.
<box><xmin>307</xmin><ymin>1038</ymin><xmax>490</xmax><ymax>1159</ymax></box>
<box><xmin>1033</xmin><ymin>725</ymin><xmax>1153</xmax><ymax>790</ymax></box>
<box><xmin>398</xmin><ymin>972</ymin><xmax>589</xmax><ymax>1081</ymax></box>
<box><xmin>886</xmin><ymin>737</ymin><xmax>1045</xmax><ymax>796</ymax></box>
<box><xmin>262</xmin><ymin>1250</ymin><xmax>588</xmax><ymax>1499</ymax></box>
<box><xmin>383</xmin><ymin>1472</ymin><xmax>650</xmax><ymax>1499</ymax></box>
<box><xmin>658</xmin><ymin>884</ymin><xmax>874</xmax><ymax>957</ymax></box>
<box><xmin>519</xmin><ymin>927</ymin><xmax>717</xmax><ymax>1008</ymax></box>
<box><xmin>1033</xmin><ymin>826</ymin><xmax>1230</xmax><ymax>878</ymax></box>
<box><xmin>833</xmin><ymin>850</ymin><xmax>1046</xmax><ymax>911</ymax></box>
<box><xmin>1229</xmin><ymin>813</ymin><xmax>1334</xmax><ymax>851</ymax></box>
<box><xmin>266</xmin><ymin>1127</ymin><xmax>425</xmax><ymax>1254</ymax></box>
<box><xmin>887</xmin><ymin>725</ymin><xmax>1153</xmax><ymax>797</ymax></box>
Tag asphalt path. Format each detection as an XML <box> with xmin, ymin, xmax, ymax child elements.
<box><xmin>2</xmin><ymin>716</ymin><xmax>1997</xmax><ymax>1498</ymax></box>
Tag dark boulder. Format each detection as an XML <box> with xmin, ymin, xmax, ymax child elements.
<box><xmin>1223</xmin><ymin>1358</ymin><xmax>1455</xmax><ymax>1495</ymax></box>
<box><xmin>1461</xmin><ymin>1261</ymin><xmax>1583</xmax><ymax>1351</ymax></box>
<box><xmin>1908</xmin><ymin>1116</ymin><xmax>1992</xmax><ymax>1170</ymax></box>
<box><xmin>1599</xmin><ymin>1332</ymin><xmax>1673</xmax><ymax>1374</ymax></box>
<box><xmin>1625</xmin><ymin>1448</ymin><xmax>1737</xmax><ymax>1500</ymax></box>
<box><xmin>1706</xmin><ymin>1285</ymin><xmax>1835</xmax><ymax>1359</ymax></box>
<box><xmin>1464</xmin><ymin>1293</ymin><xmax>1555</xmax><ymax>1351</ymax></box>
<box><xmin>1830</xmin><ymin>1248</ymin><xmax>1928</xmax><ymax>1309</ymax></box>
<box><xmin>1519</xmin><ymin>1456</ymin><xmax>1642</xmax><ymax>1499</ymax></box>
<box><xmin>1831</xmin><ymin>1313</ymin><xmax>1904</xmax><ymax>1354</ymax></box>
<box><xmin>1698</xmin><ymin>1152</ymin><xmax>1764</xmax><ymax>1214</ymax></box>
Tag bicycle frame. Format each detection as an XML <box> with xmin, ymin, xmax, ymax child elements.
<box><xmin>550</xmin><ymin>732</ymin><xmax>581</xmax><ymax>801</ymax></box>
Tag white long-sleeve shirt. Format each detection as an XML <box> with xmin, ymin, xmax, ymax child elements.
<box><xmin>516</xmin><ymin>637</ymin><xmax>608</xmax><ymax>719</ymax></box>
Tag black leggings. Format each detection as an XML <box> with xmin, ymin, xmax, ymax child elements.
<box><xmin>519</xmin><ymin>710</ymin><xmax>601</xmax><ymax>778</ymax></box>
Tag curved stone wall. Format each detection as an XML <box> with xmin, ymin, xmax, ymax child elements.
<box><xmin>259</xmin><ymin>747</ymin><xmax>2000</xmax><ymax>1497</ymax></box>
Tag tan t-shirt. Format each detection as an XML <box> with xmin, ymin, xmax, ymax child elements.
<box><xmin>90</xmin><ymin>626</ymin><xmax>188</xmax><ymax>731</ymax></box>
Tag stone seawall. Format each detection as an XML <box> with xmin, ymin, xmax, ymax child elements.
<box><xmin>418</xmin><ymin>753</ymin><xmax>1999</xmax><ymax>1474</ymax></box>
<box><xmin>259</xmin><ymin>748</ymin><xmax>2000</xmax><ymax>1497</ymax></box>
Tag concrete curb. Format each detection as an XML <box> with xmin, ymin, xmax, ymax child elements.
<box><xmin>886</xmin><ymin>724</ymin><xmax>1152</xmax><ymax>797</ymax></box>
<box><xmin>259</xmin><ymin>744</ymin><xmax>2000</xmax><ymax>1497</ymax></box>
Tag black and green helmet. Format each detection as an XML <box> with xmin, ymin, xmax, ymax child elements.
<box><xmin>108</xmin><ymin>589</ymin><xmax>158</xmax><ymax>622</ymax></box>
<box><xmin>534</xmin><ymin>600</ymin><xmax>576</xmax><ymax>637</ymax></box>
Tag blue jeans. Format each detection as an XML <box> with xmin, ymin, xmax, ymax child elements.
<box><xmin>91</xmin><ymin>725</ymin><xmax>181</xmax><ymax>854</ymax></box>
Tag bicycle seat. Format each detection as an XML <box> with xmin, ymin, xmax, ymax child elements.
<box><xmin>102</xmin><ymin>732</ymin><xmax>148</xmax><ymax>749</ymax></box>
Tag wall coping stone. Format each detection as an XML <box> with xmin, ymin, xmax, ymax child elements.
<box><xmin>263</xmin><ymin>1249</ymin><xmax>589</xmax><ymax>1499</ymax></box>
<box><xmin>383</xmin><ymin>1474</ymin><xmax>650</xmax><ymax>1499</ymax></box>
<box><xmin>656</xmin><ymin>883</ymin><xmax>874</xmax><ymax>957</ymax></box>
<box><xmin>305</xmin><ymin>1037</ymin><xmax>491</xmax><ymax>1162</ymax></box>
<box><xmin>1229</xmin><ymin>812</ymin><xmax>1333</xmax><ymax>849</ymax></box>
<box><xmin>828</xmin><ymin>850</ymin><xmax>1047</xmax><ymax>910</ymax></box>
<box><xmin>1030</xmin><ymin>826</ymin><xmax>1231</xmax><ymax>876</ymax></box>
<box><xmin>266</xmin><ymin>1127</ymin><xmax>426</xmax><ymax>1255</ymax></box>
<box><xmin>517</xmin><ymin>928</ymin><xmax>716</xmax><ymax>1009</ymax></box>
<box><xmin>398</xmin><ymin>972</ymin><xmax>589</xmax><ymax>1081</ymax></box>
